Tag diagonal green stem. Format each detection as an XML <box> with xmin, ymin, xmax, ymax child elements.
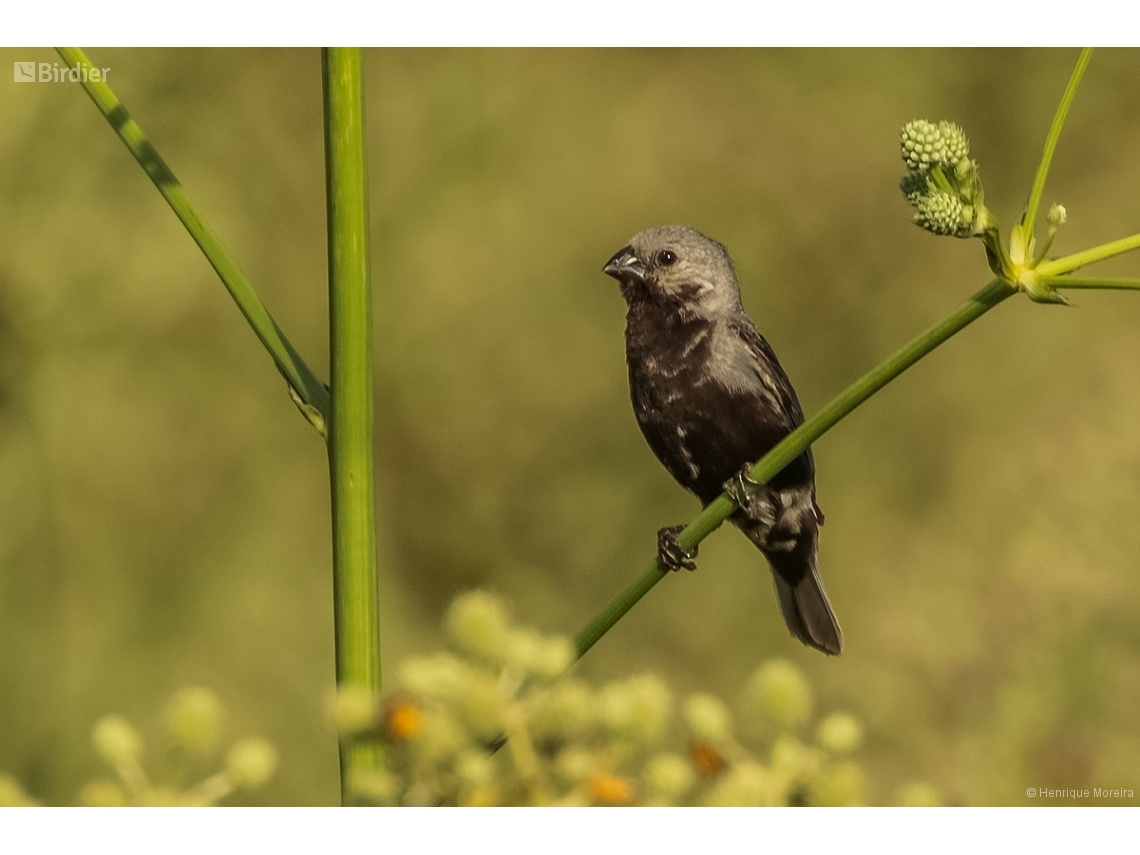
<box><xmin>1021</xmin><ymin>47</ymin><xmax>1093</xmax><ymax>239</ymax></box>
<box><xmin>575</xmin><ymin>279</ymin><xmax>1016</xmax><ymax>659</ymax></box>
<box><xmin>56</xmin><ymin>47</ymin><xmax>330</xmax><ymax>433</ymax></box>
<box><xmin>323</xmin><ymin>47</ymin><xmax>383</xmax><ymax>802</ymax></box>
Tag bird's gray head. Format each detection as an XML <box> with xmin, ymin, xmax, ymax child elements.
<box><xmin>603</xmin><ymin>225</ymin><xmax>744</xmax><ymax>320</ymax></box>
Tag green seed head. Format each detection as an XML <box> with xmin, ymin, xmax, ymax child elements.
<box><xmin>901</xmin><ymin>119</ymin><xmax>970</xmax><ymax>171</ymax></box>
<box><xmin>938</xmin><ymin>121</ymin><xmax>970</xmax><ymax>163</ymax></box>
<box><xmin>913</xmin><ymin>191</ymin><xmax>974</xmax><ymax>237</ymax></box>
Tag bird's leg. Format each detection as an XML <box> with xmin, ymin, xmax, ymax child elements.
<box><xmin>656</xmin><ymin>524</ymin><xmax>698</xmax><ymax>572</ymax></box>
<box><xmin>728</xmin><ymin>465</ymin><xmax>820</xmax><ymax>554</ymax></box>
<box><xmin>723</xmin><ymin>463</ymin><xmax>778</xmax><ymax>528</ymax></box>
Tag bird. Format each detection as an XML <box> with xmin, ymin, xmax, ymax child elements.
<box><xmin>603</xmin><ymin>225</ymin><xmax>842</xmax><ymax>655</ymax></box>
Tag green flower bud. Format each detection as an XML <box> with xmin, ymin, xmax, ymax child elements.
<box><xmin>600</xmin><ymin>673</ymin><xmax>672</xmax><ymax>745</ymax></box>
<box><xmin>744</xmin><ymin>659</ymin><xmax>812</xmax><ymax>730</ymax></box>
<box><xmin>809</xmin><ymin>760</ymin><xmax>866</xmax><ymax>806</ymax></box>
<box><xmin>1047</xmin><ymin>203</ymin><xmax>1067</xmax><ymax>228</ymax></box>
<box><xmin>938</xmin><ymin>121</ymin><xmax>970</xmax><ymax>164</ymax></box>
<box><xmin>530</xmin><ymin>679</ymin><xmax>596</xmax><ymax>742</ymax></box>
<box><xmin>643</xmin><ymin>752</ymin><xmax>696</xmax><ymax>803</ymax></box>
<box><xmin>0</xmin><ymin>774</ymin><xmax>36</xmax><ymax>806</ymax></box>
<box><xmin>93</xmin><ymin>715</ymin><xmax>143</xmax><ymax>766</ymax></box>
<box><xmin>900</xmin><ymin>120</ymin><xmax>943</xmax><ymax>170</ymax></box>
<box><xmin>894</xmin><ymin>782</ymin><xmax>942</xmax><ymax>806</ymax></box>
<box><xmin>329</xmin><ymin>684</ymin><xmax>379</xmax><ymax>735</ymax></box>
<box><xmin>900</xmin><ymin>119</ymin><xmax>969</xmax><ymax>171</ymax></box>
<box><xmin>817</xmin><ymin>712</ymin><xmax>864</xmax><ymax>754</ymax></box>
<box><xmin>225</xmin><ymin>738</ymin><xmax>279</xmax><ymax>790</ymax></box>
<box><xmin>913</xmin><ymin>191</ymin><xmax>974</xmax><ymax>237</ymax></box>
<box><xmin>77</xmin><ymin>778</ymin><xmax>126</xmax><ymax>807</ymax></box>
<box><xmin>702</xmin><ymin>761</ymin><xmax>779</xmax><ymax>807</ymax></box>
<box><xmin>683</xmin><ymin>692</ymin><xmax>733</xmax><ymax>743</ymax></box>
<box><xmin>348</xmin><ymin>768</ymin><xmax>401</xmax><ymax>806</ymax></box>
<box><xmin>447</xmin><ymin>590</ymin><xmax>511</xmax><ymax>660</ymax></box>
<box><xmin>165</xmin><ymin>686</ymin><xmax>223</xmax><ymax>755</ymax></box>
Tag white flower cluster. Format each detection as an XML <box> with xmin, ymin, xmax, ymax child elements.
<box><xmin>334</xmin><ymin>590</ymin><xmax>943</xmax><ymax>807</ymax></box>
<box><xmin>78</xmin><ymin>687</ymin><xmax>278</xmax><ymax>806</ymax></box>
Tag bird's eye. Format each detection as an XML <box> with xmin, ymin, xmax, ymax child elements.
<box><xmin>658</xmin><ymin>250</ymin><xmax>678</xmax><ymax>266</ymax></box>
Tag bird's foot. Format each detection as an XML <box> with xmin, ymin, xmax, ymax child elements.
<box><xmin>656</xmin><ymin>524</ymin><xmax>698</xmax><ymax>572</ymax></box>
<box><xmin>723</xmin><ymin>464</ymin><xmax>778</xmax><ymax>528</ymax></box>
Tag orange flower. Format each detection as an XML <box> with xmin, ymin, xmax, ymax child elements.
<box><xmin>689</xmin><ymin>742</ymin><xmax>726</xmax><ymax>779</ymax></box>
<box><xmin>383</xmin><ymin>697</ymin><xmax>424</xmax><ymax>740</ymax></box>
<box><xmin>588</xmin><ymin>773</ymin><xmax>634</xmax><ymax>806</ymax></box>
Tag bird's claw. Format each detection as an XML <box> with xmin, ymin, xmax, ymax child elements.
<box><xmin>724</xmin><ymin>464</ymin><xmax>779</xmax><ymax>530</ymax></box>
<box><xmin>723</xmin><ymin>464</ymin><xmax>762</xmax><ymax>509</ymax></box>
<box><xmin>657</xmin><ymin>524</ymin><xmax>698</xmax><ymax>572</ymax></box>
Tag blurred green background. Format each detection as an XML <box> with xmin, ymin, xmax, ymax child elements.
<box><xmin>1</xmin><ymin>48</ymin><xmax>1138</xmax><ymax>806</ymax></box>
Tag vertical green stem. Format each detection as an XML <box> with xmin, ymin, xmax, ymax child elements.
<box><xmin>323</xmin><ymin>48</ymin><xmax>382</xmax><ymax>801</ymax></box>
<box><xmin>1021</xmin><ymin>47</ymin><xmax>1093</xmax><ymax>237</ymax></box>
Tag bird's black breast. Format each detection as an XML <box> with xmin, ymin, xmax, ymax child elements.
<box><xmin>624</xmin><ymin>299</ymin><xmax>813</xmax><ymax>505</ymax></box>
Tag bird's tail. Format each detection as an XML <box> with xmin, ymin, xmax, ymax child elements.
<box><xmin>763</xmin><ymin>540</ymin><xmax>843</xmax><ymax>656</ymax></box>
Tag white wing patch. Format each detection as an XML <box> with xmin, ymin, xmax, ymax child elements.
<box><xmin>674</xmin><ymin>425</ymin><xmax>700</xmax><ymax>480</ymax></box>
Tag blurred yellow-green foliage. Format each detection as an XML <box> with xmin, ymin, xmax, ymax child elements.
<box><xmin>334</xmin><ymin>590</ymin><xmax>891</xmax><ymax>807</ymax></box>
<box><xmin>1</xmin><ymin>48</ymin><xmax>1139</xmax><ymax>806</ymax></box>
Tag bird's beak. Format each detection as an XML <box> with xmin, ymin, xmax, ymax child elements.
<box><xmin>602</xmin><ymin>246</ymin><xmax>647</xmax><ymax>284</ymax></box>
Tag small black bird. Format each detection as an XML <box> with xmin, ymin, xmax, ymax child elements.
<box><xmin>603</xmin><ymin>225</ymin><xmax>842</xmax><ymax>655</ymax></box>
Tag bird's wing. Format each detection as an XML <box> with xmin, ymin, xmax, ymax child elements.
<box><xmin>733</xmin><ymin>318</ymin><xmax>806</xmax><ymax>429</ymax></box>
<box><xmin>732</xmin><ymin>317</ymin><xmax>818</xmax><ymax>493</ymax></box>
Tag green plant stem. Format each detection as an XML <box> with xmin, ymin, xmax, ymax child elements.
<box><xmin>1043</xmin><ymin>276</ymin><xmax>1140</xmax><ymax>291</ymax></box>
<box><xmin>323</xmin><ymin>47</ymin><xmax>383</xmax><ymax>799</ymax></box>
<box><xmin>1021</xmin><ymin>48</ymin><xmax>1093</xmax><ymax>238</ymax></box>
<box><xmin>56</xmin><ymin>48</ymin><xmax>330</xmax><ymax>433</ymax></box>
<box><xmin>574</xmin><ymin>278</ymin><xmax>1016</xmax><ymax>659</ymax></box>
<box><xmin>1039</xmin><ymin>232</ymin><xmax>1140</xmax><ymax>276</ymax></box>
